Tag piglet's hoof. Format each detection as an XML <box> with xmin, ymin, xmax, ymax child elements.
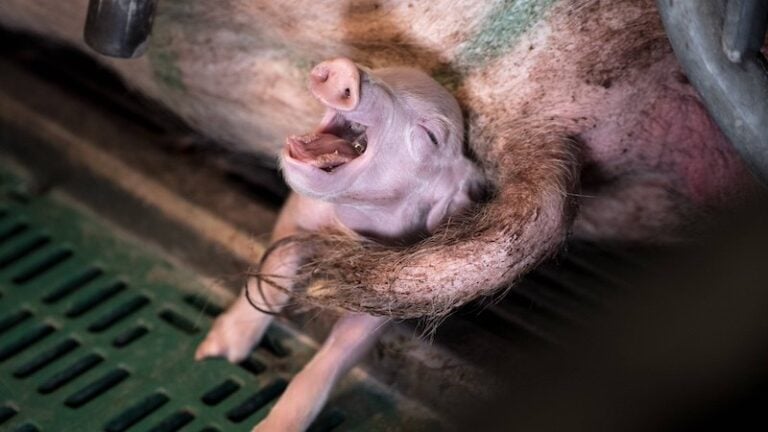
<box><xmin>195</xmin><ymin>312</ymin><xmax>270</xmax><ymax>364</ymax></box>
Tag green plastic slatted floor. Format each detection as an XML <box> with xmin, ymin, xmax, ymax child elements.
<box><xmin>0</xmin><ymin>166</ymin><xmax>437</xmax><ymax>432</ymax></box>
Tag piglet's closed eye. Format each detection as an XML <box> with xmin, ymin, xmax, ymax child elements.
<box><xmin>408</xmin><ymin>119</ymin><xmax>452</xmax><ymax>162</ymax></box>
<box><xmin>422</xmin><ymin>125</ymin><xmax>440</xmax><ymax>146</ymax></box>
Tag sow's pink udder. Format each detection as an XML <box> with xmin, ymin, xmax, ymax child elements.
<box><xmin>580</xmin><ymin>61</ymin><xmax>754</xmax><ymax>207</ymax></box>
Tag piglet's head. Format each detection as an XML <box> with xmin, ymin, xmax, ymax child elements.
<box><xmin>281</xmin><ymin>57</ymin><xmax>466</xmax><ymax>204</ymax></box>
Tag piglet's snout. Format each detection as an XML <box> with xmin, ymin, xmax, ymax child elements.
<box><xmin>309</xmin><ymin>58</ymin><xmax>360</xmax><ymax>111</ymax></box>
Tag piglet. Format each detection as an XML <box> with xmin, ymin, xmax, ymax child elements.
<box><xmin>195</xmin><ymin>57</ymin><xmax>483</xmax><ymax>431</ymax></box>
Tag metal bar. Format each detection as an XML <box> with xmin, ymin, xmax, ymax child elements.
<box><xmin>657</xmin><ymin>0</ymin><xmax>768</xmax><ymax>187</ymax></box>
<box><xmin>84</xmin><ymin>0</ymin><xmax>159</xmax><ymax>58</ymax></box>
<box><xmin>722</xmin><ymin>0</ymin><xmax>768</xmax><ymax>63</ymax></box>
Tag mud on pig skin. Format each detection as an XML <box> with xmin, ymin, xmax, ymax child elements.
<box><xmin>0</xmin><ymin>0</ymin><xmax>758</xmax><ymax>318</ymax></box>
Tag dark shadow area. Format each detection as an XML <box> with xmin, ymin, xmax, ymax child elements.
<box><xmin>0</xmin><ymin>27</ymin><xmax>290</xmax><ymax>206</ymax></box>
<box><xmin>455</xmin><ymin>197</ymin><xmax>768</xmax><ymax>431</ymax></box>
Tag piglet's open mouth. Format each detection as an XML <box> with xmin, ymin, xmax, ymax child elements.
<box><xmin>287</xmin><ymin>114</ymin><xmax>368</xmax><ymax>172</ymax></box>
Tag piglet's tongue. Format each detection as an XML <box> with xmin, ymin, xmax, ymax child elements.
<box><xmin>287</xmin><ymin>133</ymin><xmax>358</xmax><ymax>169</ymax></box>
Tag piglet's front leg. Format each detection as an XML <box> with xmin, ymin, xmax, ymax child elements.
<box><xmin>194</xmin><ymin>276</ymin><xmax>282</xmax><ymax>363</ymax></box>
<box><xmin>253</xmin><ymin>313</ymin><xmax>388</xmax><ymax>432</ymax></box>
<box><xmin>196</xmin><ymin>194</ymin><xmax>321</xmax><ymax>363</ymax></box>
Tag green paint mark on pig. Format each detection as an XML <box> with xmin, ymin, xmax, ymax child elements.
<box><xmin>459</xmin><ymin>0</ymin><xmax>557</xmax><ymax>67</ymax></box>
<box><xmin>149</xmin><ymin>47</ymin><xmax>186</xmax><ymax>91</ymax></box>
<box><xmin>146</xmin><ymin>0</ymin><xmax>188</xmax><ymax>92</ymax></box>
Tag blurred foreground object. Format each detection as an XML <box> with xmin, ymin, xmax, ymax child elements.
<box><xmin>460</xmin><ymin>197</ymin><xmax>768</xmax><ymax>431</ymax></box>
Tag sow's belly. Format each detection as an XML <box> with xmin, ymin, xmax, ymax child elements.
<box><xmin>0</xmin><ymin>0</ymin><xmax>756</xmax><ymax>230</ymax></box>
<box><xmin>0</xmin><ymin>0</ymin><xmax>662</xmax><ymax>155</ymax></box>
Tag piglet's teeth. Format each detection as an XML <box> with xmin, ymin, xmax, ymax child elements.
<box><xmin>352</xmin><ymin>134</ymin><xmax>367</xmax><ymax>154</ymax></box>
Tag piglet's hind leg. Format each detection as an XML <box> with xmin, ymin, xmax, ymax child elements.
<box><xmin>253</xmin><ymin>313</ymin><xmax>388</xmax><ymax>432</ymax></box>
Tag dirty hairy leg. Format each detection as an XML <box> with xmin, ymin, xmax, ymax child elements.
<box><xmin>253</xmin><ymin>313</ymin><xmax>388</xmax><ymax>432</ymax></box>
